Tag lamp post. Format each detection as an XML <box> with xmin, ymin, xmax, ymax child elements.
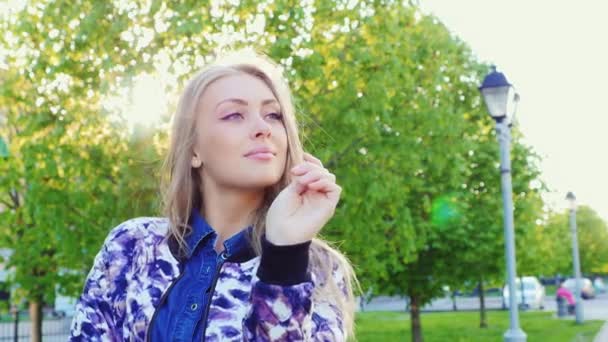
<box><xmin>479</xmin><ymin>66</ymin><xmax>526</xmax><ymax>342</ymax></box>
<box><xmin>566</xmin><ymin>191</ymin><xmax>584</xmax><ymax>324</ymax></box>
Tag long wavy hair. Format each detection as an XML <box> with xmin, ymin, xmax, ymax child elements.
<box><xmin>160</xmin><ymin>50</ymin><xmax>359</xmax><ymax>338</ymax></box>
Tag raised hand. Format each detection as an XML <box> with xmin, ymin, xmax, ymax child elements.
<box><xmin>265</xmin><ymin>152</ymin><xmax>342</xmax><ymax>246</ymax></box>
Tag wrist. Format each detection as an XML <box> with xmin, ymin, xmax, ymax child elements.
<box><xmin>265</xmin><ymin>230</ymin><xmax>296</xmax><ymax>246</ymax></box>
<box><xmin>257</xmin><ymin>234</ymin><xmax>311</xmax><ymax>285</ymax></box>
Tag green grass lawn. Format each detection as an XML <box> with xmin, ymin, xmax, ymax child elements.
<box><xmin>355</xmin><ymin>311</ymin><xmax>603</xmax><ymax>342</ymax></box>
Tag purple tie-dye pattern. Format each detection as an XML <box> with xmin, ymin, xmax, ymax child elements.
<box><xmin>243</xmin><ymin>282</ymin><xmax>314</xmax><ymax>341</ymax></box>
<box><xmin>69</xmin><ymin>217</ymin><xmax>347</xmax><ymax>341</ymax></box>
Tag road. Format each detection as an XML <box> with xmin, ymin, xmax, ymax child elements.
<box><xmin>360</xmin><ymin>292</ymin><xmax>608</xmax><ymax>321</ymax></box>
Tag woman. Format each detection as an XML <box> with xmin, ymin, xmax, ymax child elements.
<box><xmin>69</xmin><ymin>50</ymin><xmax>358</xmax><ymax>341</ymax></box>
<box><xmin>556</xmin><ymin>281</ymin><xmax>575</xmax><ymax>315</ymax></box>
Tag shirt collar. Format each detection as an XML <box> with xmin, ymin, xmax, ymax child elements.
<box><xmin>185</xmin><ymin>210</ymin><xmax>253</xmax><ymax>259</ymax></box>
<box><xmin>222</xmin><ymin>225</ymin><xmax>252</xmax><ymax>257</ymax></box>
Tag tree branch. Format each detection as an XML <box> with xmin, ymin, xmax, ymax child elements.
<box><xmin>9</xmin><ymin>189</ymin><xmax>20</xmax><ymax>208</ymax></box>
<box><xmin>0</xmin><ymin>197</ymin><xmax>13</xmax><ymax>209</ymax></box>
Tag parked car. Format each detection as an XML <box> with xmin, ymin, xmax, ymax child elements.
<box><xmin>563</xmin><ymin>278</ymin><xmax>595</xmax><ymax>299</ymax></box>
<box><xmin>53</xmin><ymin>292</ymin><xmax>77</xmax><ymax>317</ymax></box>
<box><xmin>593</xmin><ymin>277</ymin><xmax>606</xmax><ymax>294</ymax></box>
<box><xmin>502</xmin><ymin>276</ymin><xmax>546</xmax><ymax>310</ymax></box>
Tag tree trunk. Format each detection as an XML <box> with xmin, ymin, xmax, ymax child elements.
<box><xmin>451</xmin><ymin>291</ymin><xmax>458</xmax><ymax>311</ymax></box>
<box><xmin>409</xmin><ymin>294</ymin><xmax>423</xmax><ymax>342</ymax></box>
<box><xmin>479</xmin><ymin>278</ymin><xmax>488</xmax><ymax>328</ymax></box>
<box><xmin>29</xmin><ymin>299</ymin><xmax>42</xmax><ymax>342</ymax></box>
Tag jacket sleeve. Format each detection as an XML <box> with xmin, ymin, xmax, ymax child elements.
<box><xmin>242</xmin><ymin>237</ymin><xmax>347</xmax><ymax>341</ymax></box>
<box><xmin>69</xmin><ymin>223</ymin><xmax>131</xmax><ymax>341</ymax></box>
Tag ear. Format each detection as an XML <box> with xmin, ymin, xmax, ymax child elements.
<box><xmin>191</xmin><ymin>152</ymin><xmax>202</xmax><ymax>168</ymax></box>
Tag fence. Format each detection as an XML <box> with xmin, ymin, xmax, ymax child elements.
<box><xmin>0</xmin><ymin>311</ymin><xmax>71</xmax><ymax>341</ymax></box>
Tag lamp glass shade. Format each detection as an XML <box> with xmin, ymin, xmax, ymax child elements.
<box><xmin>566</xmin><ymin>192</ymin><xmax>577</xmax><ymax>211</ymax></box>
<box><xmin>481</xmin><ymin>85</ymin><xmax>511</xmax><ymax>120</ymax></box>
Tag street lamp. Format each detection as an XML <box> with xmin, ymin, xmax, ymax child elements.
<box><xmin>566</xmin><ymin>191</ymin><xmax>584</xmax><ymax>324</ymax></box>
<box><xmin>479</xmin><ymin>66</ymin><xmax>526</xmax><ymax>342</ymax></box>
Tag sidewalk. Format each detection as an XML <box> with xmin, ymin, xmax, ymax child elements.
<box><xmin>594</xmin><ymin>321</ymin><xmax>608</xmax><ymax>342</ymax></box>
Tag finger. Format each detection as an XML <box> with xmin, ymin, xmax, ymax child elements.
<box><xmin>291</xmin><ymin>161</ymin><xmax>328</xmax><ymax>176</ymax></box>
<box><xmin>306</xmin><ymin>179</ymin><xmax>342</xmax><ymax>196</ymax></box>
<box><xmin>296</xmin><ymin>169</ymin><xmax>334</xmax><ymax>186</ymax></box>
<box><xmin>327</xmin><ymin>172</ymin><xmax>336</xmax><ymax>182</ymax></box>
<box><xmin>296</xmin><ymin>170</ymin><xmax>324</xmax><ymax>187</ymax></box>
<box><xmin>296</xmin><ymin>166</ymin><xmax>335</xmax><ymax>182</ymax></box>
<box><xmin>290</xmin><ymin>163</ymin><xmax>312</xmax><ymax>176</ymax></box>
<box><xmin>303</xmin><ymin>152</ymin><xmax>324</xmax><ymax>167</ymax></box>
<box><xmin>293</xmin><ymin>180</ymin><xmax>307</xmax><ymax>196</ymax></box>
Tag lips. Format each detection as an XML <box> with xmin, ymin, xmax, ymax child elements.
<box><xmin>244</xmin><ymin>147</ymin><xmax>276</xmax><ymax>157</ymax></box>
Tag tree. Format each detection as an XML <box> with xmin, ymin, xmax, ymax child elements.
<box><xmin>456</xmin><ymin>139</ymin><xmax>505</xmax><ymax>328</ymax></box>
<box><xmin>0</xmin><ymin>2</ymin><xmax>164</xmax><ymax>339</ymax></box>
<box><xmin>287</xmin><ymin>3</ymin><xmax>535</xmax><ymax>340</ymax></box>
<box><xmin>455</xmin><ymin>132</ymin><xmax>545</xmax><ymax>328</ymax></box>
<box><xmin>294</xmin><ymin>4</ymin><xmax>547</xmax><ymax>339</ymax></box>
<box><xmin>541</xmin><ymin>206</ymin><xmax>608</xmax><ymax>276</ymax></box>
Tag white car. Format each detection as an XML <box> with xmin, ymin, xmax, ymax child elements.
<box><xmin>594</xmin><ymin>278</ymin><xmax>606</xmax><ymax>294</ymax></box>
<box><xmin>502</xmin><ymin>276</ymin><xmax>546</xmax><ymax>310</ymax></box>
<box><xmin>53</xmin><ymin>292</ymin><xmax>78</xmax><ymax>317</ymax></box>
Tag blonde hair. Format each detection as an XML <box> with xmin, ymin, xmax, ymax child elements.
<box><xmin>160</xmin><ymin>50</ymin><xmax>359</xmax><ymax>339</ymax></box>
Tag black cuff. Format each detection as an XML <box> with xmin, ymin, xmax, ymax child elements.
<box><xmin>257</xmin><ymin>235</ymin><xmax>311</xmax><ymax>286</ymax></box>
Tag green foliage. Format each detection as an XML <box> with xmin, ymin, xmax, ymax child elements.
<box><xmin>296</xmin><ymin>3</ymin><xmax>491</xmax><ymax>304</ymax></box>
<box><xmin>454</xmin><ymin>132</ymin><xmax>546</xmax><ymax>290</ymax></box>
<box><xmin>0</xmin><ymin>0</ymin><xmax>166</xmax><ymax>306</ymax></box>
<box><xmin>537</xmin><ymin>206</ymin><xmax>608</xmax><ymax>275</ymax></box>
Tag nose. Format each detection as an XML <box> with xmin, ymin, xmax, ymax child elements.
<box><xmin>251</xmin><ymin>114</ymin><xmax>271</xmax><ymax>139</ymax></box>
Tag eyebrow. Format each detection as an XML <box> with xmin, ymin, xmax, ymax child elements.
<box><xmin>215</xmin><ymin>98</ymin><xmax>279</xmax><ymax>111</ymax></box>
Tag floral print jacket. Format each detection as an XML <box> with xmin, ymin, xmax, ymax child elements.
<box><xmin>69</xmin><ymin>217</ymin><xmax>346</xmax><ymax>341</ymax></box>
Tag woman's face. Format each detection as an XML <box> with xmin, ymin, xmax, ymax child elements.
<box><xmin>193</xmin><ymin>73</ymin><xmax>288</xmax><ymax>190</ymax></box>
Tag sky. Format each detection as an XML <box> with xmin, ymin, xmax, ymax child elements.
<box><xmin>420</xmin><ymin>0</ymin><xmax>608</xmax><ymax>221</ymax></box>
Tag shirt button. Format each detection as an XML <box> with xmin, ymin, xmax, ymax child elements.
<box><xmin>190</xmin><ymin>303</ymin><xmax>198</xmax><ymax>311</ymax></box>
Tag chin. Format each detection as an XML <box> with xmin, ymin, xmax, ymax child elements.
<box><xmin>238</xmin><ymin>172</ymin><xmax>283</xmax><ymax>189</ymax></box>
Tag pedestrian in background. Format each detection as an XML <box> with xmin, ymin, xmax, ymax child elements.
<box><xmin>556</xmin><ymin>281</ymin><xmax>575</xmax><ymax>315</ymax></box>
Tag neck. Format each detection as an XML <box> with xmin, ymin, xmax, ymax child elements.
<box><xmin>200</xmin><ymin>179</ymin><xmax>264</xmax><ymax>253</ymax></box>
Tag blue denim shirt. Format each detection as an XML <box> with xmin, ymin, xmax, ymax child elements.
<box><xmin>149</xmin><ymin>211</ymin><xmax>251</xmax><ymax>342</ymax></box>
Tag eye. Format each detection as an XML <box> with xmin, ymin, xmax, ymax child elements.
<box><xmin>222</xmin><ymin>113</ymin><xmax>243</xmax><ymax>120</ymax></box>
<box><xmin>266</xmin><ymin>112</ymin><xmax>283</xmax><ymax>120</ymax></box>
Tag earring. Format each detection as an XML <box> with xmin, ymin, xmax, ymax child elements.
<box><xmin>192</xmin><ymin>157</ymin><xmax>202</xmax><ymax>168</ymax></box>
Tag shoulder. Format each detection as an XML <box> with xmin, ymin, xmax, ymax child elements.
<box><xmin>99</xmin><ymin>217</ymin><xmax>170</xmax><ymax>257</ymax></box>
<box><xmin>105</xmin><ymin>217</ymin><xmax>169</xmax><ymax>242</ymax></box>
